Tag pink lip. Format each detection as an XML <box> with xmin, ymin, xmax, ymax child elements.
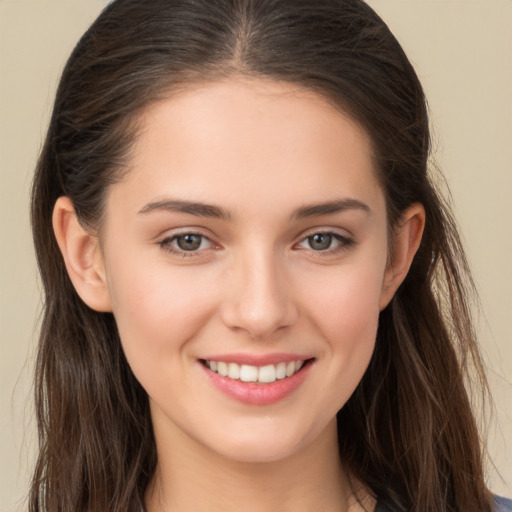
<box><xmin>199</xmin><ymin>358</ymin><xmax>314</xmax><ymax>406</ymax></box>
<box><xmin>201</xmin><ymin>352</ymin><xmax>313</xmax><ymax>366</ymax></box>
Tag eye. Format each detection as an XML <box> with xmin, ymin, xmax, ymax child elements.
<box><xmin>305</xmin><ymin>233</ymin><xmax>335</xmax><ymax>251</ymax></box>
<box><xmin>297</xmin><ymin>231</ymin><xmax>353</xmax><ymax>253</ymax></box>
<box><xmin>159</xmin><ymin>233</ymin><xmax>213</xmax><ymax>254</ymax></box>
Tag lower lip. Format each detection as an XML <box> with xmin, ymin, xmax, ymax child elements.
<box><xmin>200</xmin><ymin>361</ymin><xmax>312</xmax><ymax>405</ymax></box>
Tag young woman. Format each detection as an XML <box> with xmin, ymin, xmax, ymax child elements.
<box><xmin>29</xmin><ymin>0</ymin><xmax>511</xmax><ymax>511</ymax></box>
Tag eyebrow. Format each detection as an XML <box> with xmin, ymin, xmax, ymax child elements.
<box><xmin>292</xmin><ymin>198</ymin><xmax>371</xmax><ymax>219</ymax></box>
<box><xmin>138</xmin><ymin>199</ymin><xmax>230</xmax><ymax>219</ymax></box>
<box><xmin>138</xmin><ymin>197</ymin><xmax>370</xmax><ymax>220</ymax></box>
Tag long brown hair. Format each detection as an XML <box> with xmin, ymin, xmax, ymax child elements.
<box><xmin>30</xmin><ymin>0</ymin><xmax>493</xmax><ymax>510</ymax></box>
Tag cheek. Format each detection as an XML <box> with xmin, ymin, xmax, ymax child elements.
<box><xmin>105</xmin><ymin>255</ymin><xmax>217</xmax><ymax>373</ymax></box>
<box><xmin>298</xmin><ymin>259</ymin><xmax>385</xmax><ymax>406</ymax></box>
<box><xmin>303</xmin><ymin>260</ymin><xmax>384</xmax><ymax>341</ymax></box>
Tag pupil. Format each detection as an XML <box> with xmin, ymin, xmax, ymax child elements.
<box><xmin>177</xmin><ymin>234</ymin><xmax>201</xmax><ymax>251</ymax></box>
<box><xmin>310</xmin><ymin>233</ymin><xmax>332</xmax><ymax>250</ymax></box>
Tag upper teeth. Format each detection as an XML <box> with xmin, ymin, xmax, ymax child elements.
<box><xmin>206</xmin><ymin>360</ymin><xmax>305</xmax><ymax>384</ymax></box>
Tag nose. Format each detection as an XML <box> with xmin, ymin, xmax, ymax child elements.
<box><xmin>219</xmin><ymin>249</ymin><xmax>298</xmax><ymax>339</ymax></box>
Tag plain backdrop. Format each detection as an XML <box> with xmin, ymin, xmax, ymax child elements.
<box><xmin>1</xmin><ymin>1</ymin><xmax>510</xmax><ymax>510</ymax></box>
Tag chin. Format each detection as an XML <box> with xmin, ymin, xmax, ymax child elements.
<box><xmin>200</xmin><ymin>419</ymin><xmax>323</xmax><ymax>465</ymax></box>
<box><xmin>214</xmin><ymin>438</ymin><xmax>303</xmax><ymax>464</ymax></box>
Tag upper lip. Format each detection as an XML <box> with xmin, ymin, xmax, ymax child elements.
<box><xmin>200</xmin><ymin>353</ymin><xmax>314</xmax><ymax>366</ymax></box>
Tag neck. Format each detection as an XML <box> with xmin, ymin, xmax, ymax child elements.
<box><xmin>145</xmin><ymin>418</ymin><xmax>374</xmax><ymax>512</ymax></box>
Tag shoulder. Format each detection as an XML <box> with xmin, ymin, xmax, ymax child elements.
<box><xmin>494</xmin><ymin>495</ymin><xmax>512</xmax><ymax>512</ymax></box>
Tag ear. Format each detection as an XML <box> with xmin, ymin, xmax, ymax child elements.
<box><xmin>379</xmin><ymin>203</ymin><xmax>425</xmax><ymax>310</ymax></box>
<box><xmin>52</xmin><ymin>196</ymin><xmax>112</xmax><ymax>312</ymax></box>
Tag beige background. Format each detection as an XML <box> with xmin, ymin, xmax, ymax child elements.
<box><xmin>0</xmin><ymin>0</ymin><xmax>510</xmax><ymax>509</ymax></box>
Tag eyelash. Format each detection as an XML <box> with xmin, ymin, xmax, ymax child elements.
<box><xmin>295</xmin><ymin>231</ymin><xmax>354</xmax><ymax>255</ymax></box>
<box><xmin>158</xmin><ymin>232</ymin><xmax>214</xmax><ymax>257</ymax></box>
<box><xmin>158</xmin><ymin>230</ymin><xmax>354</xmax><ymax>257</ymax></box>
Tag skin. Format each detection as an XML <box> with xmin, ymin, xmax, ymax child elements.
<box><xmin>53</xmin><ymin>77</ymin><xmax>425</xmax><ymax>512</ymax></box>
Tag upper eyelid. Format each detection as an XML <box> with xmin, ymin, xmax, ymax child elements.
<box><xmin>298</xmin><ymin>234</ymin><xmax>350</xmax><ymax>246</ymax></box>
<box><xmin>161</xmin><ymin>231</ymin><xmax>209</xmax><ymax>241</ymax></box>
<box><xmin>296</xmin><ymin>227</ymin><xmax>353</xmax><ymax>242</ymax></box>
<box><xmin>161</xmin><ymin>233</ymin><xmax>214</xmax><ymax>246</ymax></box>
<box><xmin>158</xmin><ymin>227</ymin><xmax>216</xmax><ymax>242</ymax></box>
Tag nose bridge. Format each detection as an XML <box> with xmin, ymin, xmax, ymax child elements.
<box><xmin>220</xmin><ymin>244</ymin><xmax>297</xmax><ymax>338</ymax></box>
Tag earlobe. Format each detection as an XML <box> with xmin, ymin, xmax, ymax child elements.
<box><xmin>52</xmin><ymin>196</ymin><xmax>112</xmax><ymax>312</ymax></box>
<box><xmin>379</xmin><ymin>203</ymin><xmax>426</xmax><ymax>310</ymax></box>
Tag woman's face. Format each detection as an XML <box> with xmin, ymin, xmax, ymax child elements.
<box><xmin>99</xmin><ymin>78</ymin><xmax>394</xmax><ymax>463</ymax></box>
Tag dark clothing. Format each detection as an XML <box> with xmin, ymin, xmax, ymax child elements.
<box><xmin>495</xmin><ymin>495</ymin><xmax>512</xmax><ymax>512</ymax></box>
<box><xmin>374</xmin><ymin>503</ymin><xmax>394</xmax><ymax>512</ymax></box>
<box><xmin>374</xmin><ymin>495</ymin><xmax>512</xmax><ymax>512</ymax></box>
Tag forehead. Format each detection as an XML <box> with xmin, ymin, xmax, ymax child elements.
<box><xmin>109</xmin><ymin>77</ymin><xmax>384</xmax><ymax>220</ymax></box>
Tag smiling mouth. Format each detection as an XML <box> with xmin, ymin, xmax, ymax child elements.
<box><xmin>200</xmin><ymin>359</ymin><xmax>314</xmax><ymax>384</ymax></box>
